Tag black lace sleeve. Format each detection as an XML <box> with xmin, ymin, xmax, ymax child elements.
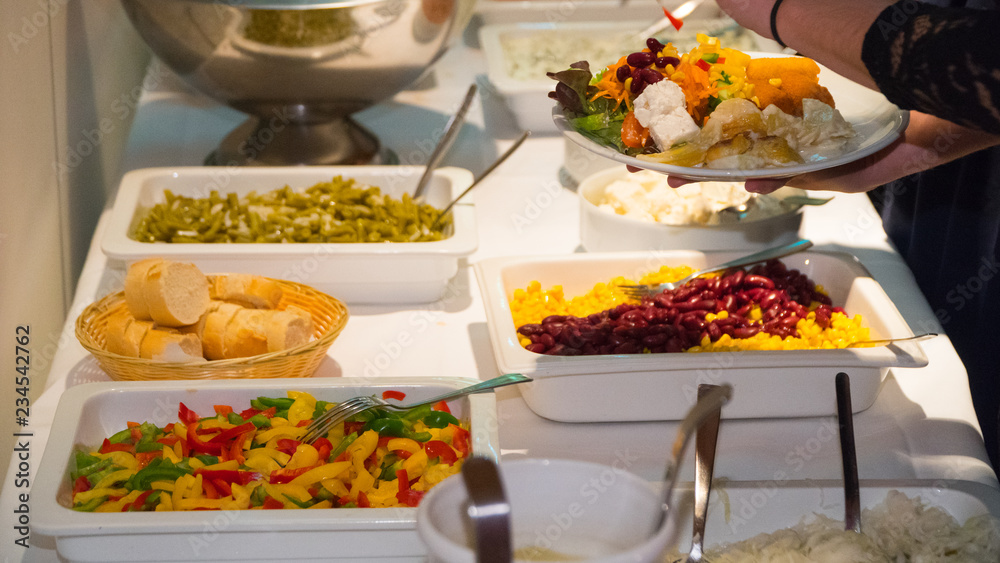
<box><xmin>861</xmin><ymin>1</ymin><xmax>1000</xmax><ymax>134</ymax></box>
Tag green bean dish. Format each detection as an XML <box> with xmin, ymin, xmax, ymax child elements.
<box><xmin>131</xmin><ymin>176</ymin><xmax>451</xmax><ymax>244</ymax></box>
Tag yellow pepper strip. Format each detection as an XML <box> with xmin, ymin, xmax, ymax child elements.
<box><xmin>349</xmin><ymin>431</ymin><xmax>379</xmax><ymax>466</ymax></box>
<box><xmin>263</xmin><ymin>483</ymin><xmax>312</xmax><ymax>508</ymax></box>
<box><xmin>94</xmin><ymin>469</ymin><xmax>134</xmax><ymax>490</ymax></box>
<box><xmin>74</xmin><ymin>487</ymin><xmax>127</xmax><ymax>504</ymax></box>
<box><xmin>202</xmin><ymin>459</ymin><xmax>240</xmax><ymax>472</ymax></box>
<box><xmin>188</xmin><ymin>457</ymin><xmax>206</xmax><ymax>470</ymax></box>
<box><xmin>286</xmin><ymin>391</ymin><xmax>317</xmax><ymax>426</ymax></box>
<box><xmin>289</xmin><ymin>460</ymin><xmax>351</xmax><ymax>487</ymax></box>
<box><xmin>150</xmin><ymin>480</ymin><xmax>175</xmax><ymax>492</ymax></box>
<box><xmin>255</xmin><ymin>424</ymin><xmax>305</xmax><ymax>444</ymax></box>
<box><xmin>199</xmin><ymin>418</ymin><xmax>233</xmax><ymax>430</ymax></box>
<box><xmin>173</xmin><ymin>421</ymin><xmax>187</xmax><ymax>440</ymax></box>
<box><xmin>95</xmin><ymin>450</ymin><xmax>138</xmax><ymax>471</ymax></box>
<box><xmin>96</xmin><ymin>490</ymin><xmax>143</xmax><ymax>513</ymax></box>
<box><xmin>309</xmin><ymin>500</ymin><xmax>334</xmax><ymax>509</ymax></box>
<box><xmin>320</xmin><ymin>478</ymin><xmax>350</xmax><ymax>498</ymax></box>
<box><xmin>386</xmin><ymin>438</ymin><xmax>421</xmax><ymax>455</ymax></box>
<box><xmin>162</xmin><ymin>443</ymin><xmax>181</xmax><ymax>464</ymax></box>
<box><xmin>156</xmin><ymin>492</ymin><xmax>173</xmax><ymax>511</ymax></box>
<box><xmin>286</xmin><ymin>443</ymin><xmax>320</xmax><ymax>470</ymax></box>
<box><xmin>229</xmin><ymin>484</ymin><xmax>252</xmax><ymax>510</ymax></box>
<box><xmin>402</xmin><ymin>449</ymin><xmax>428</xmax><ymax>480</ymax></box>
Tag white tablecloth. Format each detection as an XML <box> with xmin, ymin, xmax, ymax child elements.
<box><xmin>3</xmin><ymin>27</ymin><xmax>997</xmax><ymax>563</ymax></box>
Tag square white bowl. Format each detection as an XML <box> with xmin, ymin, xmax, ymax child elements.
<box><xmin>101</xmin><ymin>166</ymin><xmax>478</xmax><ymax>304</ymax></box>
<box><xmin>33</xmin><ymin>377</ymin><xmax>499</xmax><ymax>563</ymax></box>
<box><xmin>474</xmin><ymin>250</ymin><xmax>928</xmax><ymax>422</ymax></box>
<box><xmin>578</xmin><ymin>167</ymin><xmax>807</xmax><ymax>252</ymax></box>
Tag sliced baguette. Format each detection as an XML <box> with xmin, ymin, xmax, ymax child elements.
<box><xmin>224</xmin><ymin>307</ymin><xmax>270</xmax><ymax>358</ymax></box>
<box><xmin>265</xmin><ymin>306</ymin><xmax>313</xmax><ymax>353</ymax></box>
<box><xmin>211</xmin><ymin>274</ymin><xmax>283</xmax><ymax>309</ymax></box>
<box><xmin>201</xmin><ymin>302</ymin><xmax>244</xmax><ymax>360</ymax></box>
<box><xmin>139</xmin><ymin>328</ymin><xmax>204</xmax><ymax>363</ymax></box>
<box><xmin>123</xmin><ymin>257</ymin><xmax>163</xmax><ymax>320</ymax></box>
<box><xmin>105</xmin><ymin>312</ymin><xmax>154</xmax><ymax>358</ymax></box>
<box><xmin>141</xmin><ymin>260</ymin><xmax>211</xmax><ymax>327</ymax></box>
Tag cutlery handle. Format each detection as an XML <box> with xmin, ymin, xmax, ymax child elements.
<box><xmin>702</xmin><ymin>239</ymin><xmax>813</xmax><ymax>276</ymax></box>
<box><xmin>691</xmin><ymin>384</ymin><xmax>723</xmax><ymax>557</ymax></box>
<box><xmin>413</xmin><ymin>83</ymin><xmax>478</xmax><ymax>200</ymax></box>
<box><xmin>462</xmin><ymin>457</ymin><xmax>512</xmax><ymax>563</ymax></box>
<box><xmin>404</xmin><ymin>373</ymin><xmax>532</xmax><ymax>409</ymax></box>
<box><xmin>836</xmin><ymin>372</ymin><xmax>862</xmax><ymax>534</ymax></box>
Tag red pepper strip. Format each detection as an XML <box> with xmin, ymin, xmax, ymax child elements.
<box><xmin>337</xmin><ymin>496</ymin><xmax>352</xmax><ymax>507</ymax></box>
<box><xmin>449</xmin><ymin>424</ymin><xmax>471</xmax><ymax>457</ymax></box>
<box><xmin>662</xmin><ymin>7</ymin><xmax>684</xmax><ymax>31</ymax></box>
<box><xmin>73</xmin><ymin>475</ymin><xmax>91</xmax><ymax>494</ymax></box>
<box><xmin>432</xmin><ymin>400</ymin><xmax>451</xmax><ymax>414</ymax></box>
<box><xmin>382</xmin><ymin>389</ymin><xmax>406</xmax><ymax>401</ymax></box>
<box><xmin>195</xmin><ymin>426</ymin><xmax>223</xmax><ymax>436</ymax></box>
<box><xmin>207</xmin><ymin>422</ymin><xmax>255</xmax><ymax>444</ymax></box>
<box><xmin>186</xmin><ymin>424</ymin><xmax>223</xmax><ymax>455</ymax></box>
<box><xmin>262</xmin><ymin>496</ymin><xmax>284</xmax><ymax>510</ymax></box>
<box><xmin>195</xmin><ymin>469</ymin><xmax>261</xmax><ymax>486</ymax></box>
<box><xmin>213</xmin><ymin>404</ymin><xmax>233</xmax><ymax>416</ymax></box>
<box><xmin>259</xmin><ymin>406</ymin><xmax>277</xmax><ymax>418</ymax></box>
<box><xmin>228</xmin><ymin>430</ymin><xmax>253</xmax><ymax>465</ymax></box>
<box><xmin>212</xmin><ymin>478</ymin><xmax>232</xmax><ymax>498</ymax></box>
<box><xmin>127</xmin><ymin>421</ymin><xmax>142</xmax><ymax>443</ymax></box>
<box><xmin>396</xmin><ymin>469</ymin><xmax>425</xmax><ymax>507</ymax></box>
<box><xmin>377</xmin><ymin>436</ymin><xmax>393</xmax><ymax>449</ymax></box>
<box><xmin>99</xmin><ymin>438</ymin><xmax>133</xmax><ymax>454</ymax></box>
<box><xmin>128</xmin><ymin>489</ymin><xmax>154</xmax><ymax>512</ymax></box>
<box><xmin>295</xmin><ymin>419</ymin><xmax>311</xmax><ymax>427</ymax></box>
<box><xmin>424</xmin><ymin>440</ymin><xmax>458</xmax><ymax>465</ymax></box>
<box><xmin>269</xmin><ymin>465</ymin><xmax>316</xmax><ymax>485</ymax></box>
<box><xmin>157</xmin><ymin>435</ymin><xmax>179</xmax><ymax>447</ymax></box>
<box><xmin>314</xmin><ymin>437</ymin><xmax>333</xmax><ymax>462</ymax></box>
<box><xmin>178</xmin><ymin>402</ymin><xmax>199</xmax><ymax>425</ymax></box>
<box><xmin>393</xmin><ymin>449</ymin><xmax>413</xmax><ymax>460</ymax></box>
<box><xmin>696</xmin><ymin>58</ymin><xmax>712</xmax><ymax>72</ymax></box>
<box><xmin>239</xmin><ymin>407</ymin><xmax>261</xmax><ymax>419</ymax></box>
<box><xmin>202</xmin><ymin>478</ymin><xmax>221</xmax><ymax>500</ymax></box>
<box><xmin>357</xmin><ymin>490</ymin><xmax>371</xmax><ymax>508</ymax></box>
<box><xmin>344</xmin><ymin>421</ymin><xmax>365</xmax><ymax>436</ymax></box>
<box><xmin>164</xmin><ymin>423</ymin><xmax>175</xmax><ymax>433</ymax></box>
<box><xmin>275</xmin><ymin>438</ymin><xmax>301</xmax><ymax>456</ymax></box>
<box><xmin>135</xmin><ymin>451</ymin><xmax>160</xmax><ymax>470</ymax></box>
<box><xmin>717</xmin><ymin>57</ymin><xmax>726</xmax><ymax>64</ymax></box>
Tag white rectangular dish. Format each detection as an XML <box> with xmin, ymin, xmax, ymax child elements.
<box><xmin>101</xmin><ymin>166</ymin><xmax>478</xmax><ymax>304</ymax></box>
<box><xmin>479</xmin><ymin>18</ymin><xmax>777</xmax><ymax>133</ymax></box>
<box><xmin>33</xmin><ymin>377</ymin><xmax>499</xmax><ymax>563</ymax></box>
<box><xmin>666</xmin><ymin>480</ymin><xmax>1000</xmax><ymax>554</ymax></box>
<box><xmin>474</xmin><ymin>250</ymin><xmax>928</xmax><ymax>422</ymax></box>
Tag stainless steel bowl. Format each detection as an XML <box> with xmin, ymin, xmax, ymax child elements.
<box><xmin>121</xmin><ymin>0</ymin><xmax>474</xmax><ymax>165</ymax></box>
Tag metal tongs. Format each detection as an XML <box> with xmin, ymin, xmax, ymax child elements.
<box><xmin>836</xmin><ymin>372</ymin><xmax>861</xmax><ymax>533</ymax></box>
<box><xmin>657</xmin><ymin>383</ymin><xmax>732</xmax><ymax>529</ymax></box>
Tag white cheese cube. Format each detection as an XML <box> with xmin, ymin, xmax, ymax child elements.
<box><xmin>632</xmin><ymin>80</ymin><xmax>700</xmax><ymax>150</ymax></box>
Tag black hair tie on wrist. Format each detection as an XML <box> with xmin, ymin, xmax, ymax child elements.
<box><xmin>770</xmin><ymin>0</ymin><xmax>787</xmax><ymax>49</ymax></box>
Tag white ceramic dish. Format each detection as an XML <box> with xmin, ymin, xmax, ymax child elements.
<box><xmin>418</xmin><ymin>458</ymin><xmax>678</xmax><ymax>563</ymax></box>
<box><xmin>578</xmin><ymin>166</ymin><xmax>808</xmax><ymax>251</ymax></box>
<box><xmin>554</xmin><ymin>53</ymin><xmax>909</xmax><ymax>180</ymax></box>
<box><xmin>33</xmin><ymin>377</ymin><xmax>500</xmax><ymax>563</ymax></box>
<box><xmin>474</xmin><ymin>250</ymin><xmax>928</xmax><ymax>422</ymax></box>
<box><xmin>101</xmin><ymin>166</ymin><xmax>478</xmax><ymax>304</ymax></box>
<box><xmin>479</xmin><ymin>19</ymin><xmax>771</xmax><ymax>134</ymax></box>
<box><xmin>666</xmin><ymin>480</ymin><xmax>1000</xmax><ymax>553</ymax></box>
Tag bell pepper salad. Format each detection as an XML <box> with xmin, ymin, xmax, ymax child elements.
<box><xmin>69</xmin><ymin>391</ymin><xmax>472</xmax><ymax>512</ymax></box>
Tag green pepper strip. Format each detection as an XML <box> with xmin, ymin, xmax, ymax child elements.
<box><xmin>422</xmin><ymin>411</ymin><xmax>460</xmax><ymax>429</ymax></box>
<box><xmin>73</xmin><ymin>496</ymin><xmax>108</xmax><ymax>512</ymax></box>
<box><xmin>329</xmin><ymin>432</ymin><xmax>358</xmax><ymax>460</ymax></box>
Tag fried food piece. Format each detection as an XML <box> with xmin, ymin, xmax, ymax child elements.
<box><xmin>701</xmin><ymin>98</ymin><xmax>767</xmax><ymax>145</ymax></box>
<box><xmin>746</xmin><ymin>57</ymin><xmax>835</xmax><ymax>117</ymax></box>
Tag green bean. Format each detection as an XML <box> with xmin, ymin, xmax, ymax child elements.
<box><xmin>130</xmin><ymin>175</ymin><xmax>450</xmax><ymax>244</ymax></box>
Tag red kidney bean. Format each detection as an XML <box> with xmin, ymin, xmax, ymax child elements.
<box><xmin>538</xmin><ymin>333</ymin><xmax>555</xmax><ymax>348</ymax></box>
<box><xmin>641</xmin><ymin>333</ymin><xmax>670</xmax><ymax>348</ymax></box>
<box><xmin>639</xmin><ymin>68</ymin><xmax>663</xmax><ymax>84</ymax></box>
<box><xmin>655</xmin><ymin>55</ymin><xmax>680</xmax><ymax>68</ymax></box>
<box><xmin>779</xmin><ymin>315</ymin><xmax>799</xmax><ymax>328</ymax></box>
<box><xmin>733</xmin><ymin>326</ymin><xmax>761</xmax><ymax>339</ymax></box>
<box><xmin>627</xmin><ymin>51</ymin><xmax>655</xmax><ymax>68</ymax></box>
<box><xmin>682</xmin><ymin>317</ymin><xmax>706</xmax><ymax>331</ymax></box>
<box><xmin>616</xmin><ymin>65</ymin><xmax>632</xmax><ymax>82</ymax></box>
<box><xmin>542</xmin><ymin>315</ymin><xmax>567</xmax><ymax>324</ymax></box>
<box><xmin>721</xmin><ymin>294</ymin><xmax>736</xmax><ymax>311</ymax></box>
<box><xmin>613</xmin><ymin>342</ymin><xmax>642</xmax><ymax>355</ymax></box>
<box><xmin>758</xmin><ymin>290</ymin><xmax>782</xmax><ymax>311</ymax></box>
<box><xmin>707</xmin><ymin>323</ymin><xmax>723</xmax><ymax>340</ymax></box>
<box><xmin>517</xmin><ymin>323</ymin><xmax>542</xmax><ymax>336</ymax></box>
<box><xmin>646</xmin><ymin>38</ymin><xmax>666</xmax><ymax>52</ymax></box>
<box><xmin>744</xmin><ymin>274</ymin><xmax>776</xmax><ymax>289</ymax></box>
<box><xmin>526</xmin><ymin>343</ymin><xmax>548</xmax><ymax>354</ymax></box>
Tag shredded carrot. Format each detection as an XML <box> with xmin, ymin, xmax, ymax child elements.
<box><xmin>589</xmin><ymin>56</ymin><xmax>633</xmax><ymax>111</ymax></box>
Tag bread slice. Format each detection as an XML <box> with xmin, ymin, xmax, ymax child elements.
<box><xmin>265</xmin><ymin>306</ymin><xmax>313</xmax><ymax>353</ymax></box>
<box><xmin>141</xmin><ymin>260</ymin><xmax>211</xmax><ymax>327</ymax></box>
<box><xmin>211</xmin><ymin>274</ymin><xmax>283</xmax><ymax>309</ymax></box>
<box><xmin>224</xmin><ymin>307</ymin><xmax>270</xmax><ymax>358</ymax></box>
<box><xmin>105</xmin><ymin>310</ymin><xmax>155</xmax><ymax>358</ymax></box>
<box><xmin>123</xmin><ymin>257</ymin><xmax>163</xmax><ymax>320</ymax></box>
<box><xmin>139</xmin><ymin>328</ymin><xmax>203</xmax><ymax>362</ymax></box>
<box><xmin>201</xmin><ymin>302</ymin><xmax>244</xmax><ymax>360</ymax></box>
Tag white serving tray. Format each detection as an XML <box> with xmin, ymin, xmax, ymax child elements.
<box><xmin>33</xmin><ymin>378</ymin><xmax>499</xmax><ymax>562</ymax></box>
<box><xmin>666</xmin><ymin>480</ymin><xmax>1000</xmax><ymax>552</ymax></box>
<box><xmin>474</xmin><ymin>250</ymin><xmax>928</xmax><ymax>422</ymax></box>
<box><xmin>101</xmin><ymin>166</ymin><xmax>478</xmax><ymax>304</ymax></box>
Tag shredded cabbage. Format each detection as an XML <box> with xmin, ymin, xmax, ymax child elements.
<box><xmin>663</xmin><ymin>490</ymin><xmax>1000</xmax><ymax>562</ymax></box>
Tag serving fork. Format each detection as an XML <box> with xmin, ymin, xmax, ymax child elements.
<box><xmin>617</xmin><ymin>239</ymin><xmax>813</xmax><ymax>300</ymax></box>
<box><xmin>299</xmin><ymin>373</ymin><xmax>531</xmax><ymax>444</ymax></box>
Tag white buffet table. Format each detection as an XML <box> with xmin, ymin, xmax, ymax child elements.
<box><xmin>3</xmin><ymin>19</ymin><xmax>998</xmax><ymax>563</ymax></box>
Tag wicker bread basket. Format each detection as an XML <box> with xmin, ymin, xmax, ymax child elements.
<box><xmin>76</xmin><ymin>277</ymin><xmax>348</xmax><ymax>381</ymax></box>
